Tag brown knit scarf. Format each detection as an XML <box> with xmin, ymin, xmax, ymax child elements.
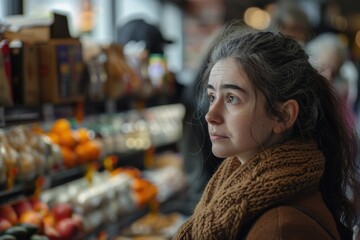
<box><xmin>173</xmin><ymin>139</ymin><xmax>325</xmax><ymax>240</ymax></box>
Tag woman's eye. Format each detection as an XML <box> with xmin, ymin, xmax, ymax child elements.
<box><xmin>226</xmin><ymin>95</ymin><xmax>240</xmax><ymax>104</ymax></box>
<box><xmin>208</xmin><ymin>94</ymin><xmax>215</xmax><ymax>104</ymax></box>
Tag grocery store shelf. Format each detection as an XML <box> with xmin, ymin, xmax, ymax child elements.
<box><xmin>0</xmin><ymin>182</ymin><xmax>35</xmax><ymax>205</ymax></box>
<box><xmin>48</xmin><ymin>165</ymin><xmax>87</xmax><ymax>188</ymax></box>
<box><xmin>0</xmin><ymin>105</ymin><xmax>41</xmax><ymax>127</ymax></box>
<box><xmin>0</xmin><ymin>93</ymin><xmax>182</xmax><ymax>128</ymax></box>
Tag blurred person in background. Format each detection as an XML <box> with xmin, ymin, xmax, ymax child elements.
<box><xmin>306</xmin><ymin>36</ymin><xmax>360</xmax><ymax>237</ymax></box>
<box><xmin>268</xmin><ymin>0</ymin><xmax>313</xmax><ymax>46</ymax></box>
<box><xmin>270</xmin><ymin>0</ymin><xmax>359</xmax><ymax>132</ymax></box>
<box><xmin>117</xmin><ymin>18</ymin><xmax>184</xmax><ymax>103</ymax></box>
<box><xmin>117</xmin><ymin>18</ymin><xmax>173</xmax><ymax>55</ymax></box>
<box><xmin>306</xmin><ymin>32</ymin><xmax>358</xmax><ymax>127</ymax></box>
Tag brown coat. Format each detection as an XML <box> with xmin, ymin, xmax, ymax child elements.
<box><xmin>246</xmin><ymin>190</ymin><xmax>341</xmax><ymax>240</ymax></box>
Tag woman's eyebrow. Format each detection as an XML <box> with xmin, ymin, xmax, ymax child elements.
<box><xmin>207</xmin><ymin>84</ymin><xmax>215</xmax><ymax>90</ymax></box>
<box><xmin>221</xmin><ymin>84</ymin><xmax>246</xmax><ymax>92</ymax></box>
<box><xmin>207</xmin><ymin>83</ymin><xmax>246</xmax><ymax>92</ymax></box>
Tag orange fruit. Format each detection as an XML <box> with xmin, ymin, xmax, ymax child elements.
<box><xmin>86</xmin><ymin>141</ymin><xmax>101</xmax><ymax>161</ymax></box>
<box><xmin>51</xmin><ymin>119</ymin><xmax>71</xmax><ymax>134</ymax></box>
<box><xmin>60</xmin><ymin>146</ymin><xmax>77</xmax><ymax>168</ymax></box>
<box><xmin>58</xmin><ymin>130</ymin><xmax>79</xmax><ymax>148</ymax></box>
<box><xmin>74</xmin><ymin>143</ymin><xmax>88</xmax><ymax>164</ymax></box>
<box><xmin>74</xmin><ymin>141</ymin><xmax>101</xmax><ymax>164</ymax></box>
<box><xmin>76</xmin><ymin>128</ymin><xmax>91</xmax><ymax>143</ymax></box>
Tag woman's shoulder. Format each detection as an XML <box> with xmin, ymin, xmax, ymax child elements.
<box><xmin>245</xmin><ymin>191</ymin><xmax>341</xmax><ymax>240</ymax></box>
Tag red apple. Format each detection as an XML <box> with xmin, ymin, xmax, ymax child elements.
<box><xmin>55</xmin><ymin>218</ymin><xmax>78</xmax><ymax>240</ymax></box>
<box><xmin>0</xmin><ymin>217</ymin><xmax>12</xmax><ymax>232</ymax></box>
<box><xmin>51</xmin><ymin>203</ymin><xmax>73</xmax><ymax>222</ymax></box>
<box><xmin>12</xmin><ymin>199</ymin><xmax>33</xmax><ymax>217</ymax></box>
<box><xmin>51</xmin><ymin>203</ymin><xmax>72</xmax><ymax>222</ymax></box>
<box><xmin>0</xmin><ymin>205</ymin><xmax>18</xmax><ymax>224</ymax></box>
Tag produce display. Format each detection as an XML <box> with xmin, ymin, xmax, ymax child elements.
<box><xmin>0</xmin><ymin>119</ymin><xmax>103</xmax><ymax>191</ymax></box>
<box><xmin>0</xmin><ymin>197</ymin><xmax>83</xmax><ymax>240</ymax></box>
<box><xmin>0</xmin><ymin>104</ymin><xmax>187</xmax><ymax>239</ymax></box>
<box><xmin>0</xmin><ymin>126</ymin><xmax>63</xmax><ymax>189</ymax></box>
<box><xmin>39</xmin><ymin>162</ymin><xmax>186</xmax><ymax>236</ymax></box>
<box><xmin>42</xmin><ymin>119</ymin><xmax>102</xmax><ymax>168</ymax></box>
<box><xmin>0</xmin><ymin>159</ymin><xmax>186</xmax><ymax>240</ymax></box>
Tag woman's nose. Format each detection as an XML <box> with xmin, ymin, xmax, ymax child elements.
<box><xmin>205</xmin><ymin>102</ymin><xmax>223</xmax><ymax>124</ymax></box>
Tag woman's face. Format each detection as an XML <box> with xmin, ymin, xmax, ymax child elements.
<box><xmin>205</xmin><ymin>58</ymin><xmax>281</xmax><ymax>163</ymax></box>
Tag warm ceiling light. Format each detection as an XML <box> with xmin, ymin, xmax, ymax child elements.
<box><xmin>244</xmin><ymin>7</ymin><xmax>270</xmax><ymax>30</ymax></box>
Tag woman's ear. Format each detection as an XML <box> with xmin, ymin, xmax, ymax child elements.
<box><xmin>273</xmin><ymin>99</ymin><xmax>299</xmax><ymax>134</ymax></box>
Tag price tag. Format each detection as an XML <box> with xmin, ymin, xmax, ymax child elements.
<box><xmin>0</xmin><ymin>107</ymin><xmax>5</xmax><ymax>127</ymax></box>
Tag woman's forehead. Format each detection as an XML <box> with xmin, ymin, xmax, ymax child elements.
<box><xmin>209</xmin><ymin>58</ymin><xmax>251</xmax><ymax>86</ymax></box>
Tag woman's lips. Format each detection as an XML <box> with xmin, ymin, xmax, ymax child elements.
<box><xmin>209</xmin><ymin>133</ymin><xmax>227</xmax><ymax>141</ymax></box>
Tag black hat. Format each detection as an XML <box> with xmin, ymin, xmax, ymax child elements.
<box><xmin>117</xmin><ymin>19</ymin><xmax>174</xmax><ymax>54</ymax></box>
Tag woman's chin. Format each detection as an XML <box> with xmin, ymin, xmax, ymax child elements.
<box><xmin>212</xmin><ymin>149</ymin><xmax>230</xmax><ymax>159</ymax></box>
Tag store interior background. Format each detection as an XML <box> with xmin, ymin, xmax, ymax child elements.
<box><xmin>1</xmin><ymin>0</ymin><xmax>359</xmax><ymax>86</ymax></box>
<box><xmin>1</xmin><ymin>0</ymin><xmax>360</xmax><ymax>239</ymax></box>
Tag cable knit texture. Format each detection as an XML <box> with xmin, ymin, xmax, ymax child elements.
<box><xmin>173</xmin><ymin>139</ymin><xmax>325</xmax><ymax>240</ymax></box>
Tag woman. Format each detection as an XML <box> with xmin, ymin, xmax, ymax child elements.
<box><xmin>173</xmin><ymin>21</ymin><xmax>359</xmax><ymax>239</ymax></box>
